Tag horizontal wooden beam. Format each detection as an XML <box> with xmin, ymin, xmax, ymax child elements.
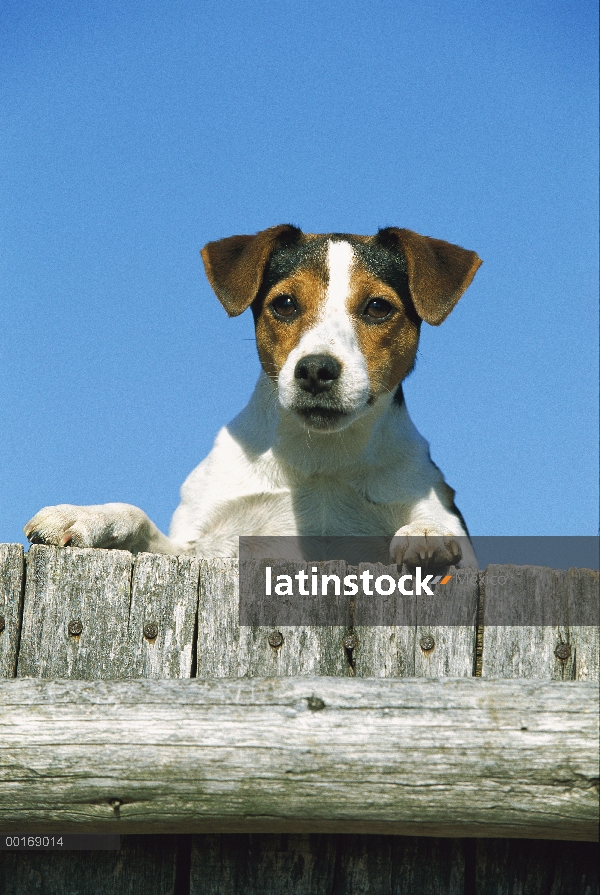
<box><xmin>1</xmin><ymin>677</ymin><xmax>597</xmax><ymax>840</ymax></box>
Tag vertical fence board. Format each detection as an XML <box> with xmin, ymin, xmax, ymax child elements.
<box><xmin>17</xmin><ymin>546</ymin><xmax>135</xmax><ymax>680</ymax></box>
<box><xmin>474</xmin><ymin>838</ymin><xmax>600</xmax><ymax>895</ymax></box>
<box><xmin>415</xmin><ymin>572</ymin><xmax>478</xmax><ymax>677</ymax></box>
<box><xmin>353</xmin><ymin>567</ymin><xmax>478</xmax><ymax>679</ymax></box>
<box><xmin>128</xmin><ymin>553</ymin><xmax>199</xmax><ymax>679</ymax></box>
<box><xmin>190</xmin><ymin>834</ymin><xmax>337</xmax><ymax>895</ymax></box>
<box><xmin>570</xmin><ymin>628</ymin><xmax>600</xmax><ymax>682</ymax></box>
<box><xmin>0</xmin><ymin>835</ymin><xmax>178</xmax><ymax>895</ymax></box>
<box><xmin>548</xmin><ymin>841</ymin><xmax>600</xmax><ymax>895</ymax></box>
<box><xmin>353</xmin><ymin>564</ymin><xmax>416</xmax><ymax>677</ymax></box>
<box><xmin>566</xmin><ymin>567</ymin><xmax>600</xmax><ymax>682</ymax></box>
<box><xmin>353</xmin><ymin>624</ymin><xmax>416</xmax><ymax>677</ymax></box>
<box><xmin>335</xmin><ymin>835</ymin><xmax>465</xmax><ymax>895</ymax></box>
<box><xmin>0</xmin><ymin>544</ymin><xmax>24</xmax><ymax>678</ymax></box>
<box><xmin>480</xmin><ymin>565</ymin><xmax>600</xmax><ymax>680</ymax></box>
<box><xmin>196</xmin><ymin>559</ymin><xmax>350</xmax><ymax>678</ymax></box>
<box><xmin>189</xmin><ymin>834</ymin><xmax>467</xmax><ymax>895</ymax></box>
<box><xmin>475</xmin><ymin>838</ymin><xmax>558</xmax><ymax>895</ymax></box>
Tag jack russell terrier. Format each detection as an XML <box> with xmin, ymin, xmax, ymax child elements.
<box><xmin>25</xmin><ymin>225</ymin><xmax>481</xmax><ymax>569</ymax></box>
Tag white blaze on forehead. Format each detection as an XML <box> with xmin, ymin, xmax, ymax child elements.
<box><xmin>276</xmin><ymin>238</ymin><xmax>371</xmax><ymax>416</ymax></box>
<box><xmin>301</xmin><ymin>239</ymin><xmax>357</xmax><ymax>351</ymax></box>
<box><xmin>325</xmin><ymin>239</ymin><xmax>354</xmax><ymax>314</ymax></box>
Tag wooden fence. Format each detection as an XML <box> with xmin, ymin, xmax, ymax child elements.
<box><xmin>0</xmin><ymin>543</ymin><xmax>598</xmax><ymax>894</ymax></box>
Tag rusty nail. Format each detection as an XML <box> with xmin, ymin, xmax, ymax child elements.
<box><xmin>0</xmin><ymin>615</ymin><xmax>5</xmax><ymax>634</ymax></box>
<box><xmin>420</xmin><ymin>634</ymin><xmax>435</xmax><ymax>651</ymax></box>
<box><xmin>144</xmin><ymin>622</ymin><xmax>159</xmax><ymax>641</ymax></box>
<box><xmin>268</xmin><ymin>631</ymin><xmax>284</xmax><ymax>648</ymax></box>
<box><xmin>343</xmin><ymin>633</ymin><xmax>358</xmax><ymax>650</ymax></box>
<box><xmin>554</xmin><ymin>642</ymin><xmax>571</xmax><ymax>661</ymax></box>
<box><xmin>68</xmin><ymin>619</ymin><xmax>83</xmax><ymax>637</ymax></box>
<box><xmin>307</xmin><ymin>696</ymin><xmax>325</xmax><ymax>711</ymax></box>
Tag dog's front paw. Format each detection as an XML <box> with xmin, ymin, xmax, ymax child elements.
<box><xmin>24</xmin><ymin>503</ymin><xmax>147</xmax><ymax>551</ymax></box>
<box><xmin>390</xmin><ymin>523</ymin><xmax>462</xmax><ymax>571</ymax></box>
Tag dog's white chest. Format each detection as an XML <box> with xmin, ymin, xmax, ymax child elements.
<box><xmin>286</xmin><ymin>478</ymin><xmax>396</xmax><ymax>537</ymax></box>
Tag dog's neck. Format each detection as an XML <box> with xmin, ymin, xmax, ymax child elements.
<box><xmin>228</xmin><ymin>371</ymin><xmax>406</xmax><ymax>479</ymax></box>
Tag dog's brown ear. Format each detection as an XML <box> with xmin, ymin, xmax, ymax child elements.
<box><xmin>201</xmin><ymin>225</ymin><xmax>302</xmax><ymax>316</ymax></box>
<box><xmin>377</xmin><ymin>228</ymin><xmax>482</xmax><ymax>325</ymax></box>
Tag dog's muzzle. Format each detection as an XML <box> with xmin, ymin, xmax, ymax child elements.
<box><xmin>291</xmin><ymin>353</ymin><xmax>349</xmax><ymax>430</ymax></box>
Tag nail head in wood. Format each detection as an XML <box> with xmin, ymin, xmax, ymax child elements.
<box><xmin>420</xmin><ymin>635</ymin><xmax>435</xmax><ymax>652</ymax></box>
<box><xmin>268</xmin><ymin>631</ymin><xmax>284</xmax><ymax>649</ymax></box>
<box><xmin>343</xmin><ymin>634</ymin><xmax>358</xmax><ymax>650</ymax></box>
<box><xmin>554</xmin><ymin>642</ymin><xmax>571</xmax><ymax>661</ymax></box>
<box><xmin>67</xmin><ymin>619</ymin><xmax>83</xmax><ymax>637</ymax></box>
<box><xmin>144</xmin><ymin>622</ymin><xmax>159</xmax><ymax>641</ymax></box>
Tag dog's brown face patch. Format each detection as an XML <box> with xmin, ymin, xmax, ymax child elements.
<box><xmin>254</xmin><ymin>267</ymin><xmax>326</xmax><ymax>382</ymax></box>
<box><xmin>346</xmin><ymin>263</ymin><xmax>421</xmax><ymax>399</ymax></box>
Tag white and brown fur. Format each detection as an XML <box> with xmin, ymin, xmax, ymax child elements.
<box><xmin>25</xmin><ymin>225</ymin><xmax>482</xmax><ymax>568</ymax></box>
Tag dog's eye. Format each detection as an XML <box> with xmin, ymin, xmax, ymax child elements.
<box><xmin>271</xmin><ymin>295</ymin><xmax>298</xmax><ymax>318</ymax></box>
<box><xmin>364</xmin><ymin>298</ymin><xmax>394</xmax><ymax>320</ymax></box>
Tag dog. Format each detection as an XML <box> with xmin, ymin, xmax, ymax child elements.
<box><xmin>25</xmin><ymin>225</ymin><xmax>481</xmax><ymax>569</ymax></box>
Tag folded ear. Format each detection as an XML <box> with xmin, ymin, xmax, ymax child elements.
<box><xmin>201</xmin><ymin>224</ymin><xmax>302</xmax><ymax>316</ymax></box>
<box><xmin>376</xmin><ymin>227</ymin><xmax>482</xmax><ymax>325</ymax></box>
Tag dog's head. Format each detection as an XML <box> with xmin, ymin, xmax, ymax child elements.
<box><xmin>201</xmin><ymin>225</ymin><xmax>481</xmax><ymax>432</ymax></box>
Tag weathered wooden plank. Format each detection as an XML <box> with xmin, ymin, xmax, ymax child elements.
<box><xmin>128</xmin><ymin>553</ymin><xmax>199</xmax><ymax>679</ymax></box>
<box><xmin>353</xmin><ymin>563</ymin><xmax>416</xmax><ymax>677</ymax></box>
<box><xmin>0</xmin><ymin>835</ymin><xmax>178</xmax><ymax>895</ymax></box>
<box><xmin>474</xmin><ymin>838</ymin><xmax>600</xmax><ymax>895</ymax></box>
<box><xmin>353</xmin><ymin>564</ymin><xmax>479</xmax><ymax>678</ymax></box>
<box><xmin>481</xmin><ymin>565</ymin><xmax>600</xmax><ymax>680</ymax></box>
<box><xmin>415</xmin><ymin>570</ymin><xmax>478</xmax><ymax>677</ymax></box>
<box><xmin>0</xmin><ymin>677</ymin><xmax>597</xmax><ymax>840</ymax></box>
<box><xmin>189</xmin><ymin>834</ymin><xmax>466</xmax><ymax>895</ymax></box>
<box><xmin>189</xmin><ymin>834</ymin><xmax>337</xmax><ymax>895</ymax></box>
<box><xmin>565</xmin><ymin>567</ymin><xmax>600</xmax><ymax>682</ymax></box>
<box><xmin>548</xmin><ymin>840</ymin><xmax>600</xmax><ymax>895</ymax></box>
<box><xmin>474</xmin><ymin>838</ymin><xmax>557</xmax><ymax>894</ymax></box>
<box><xmin>333</xmin><ymin>835</ymin><xmax>465</xmax><ymax>895</ymax></box>
<box><xmin>0</xmin><ymin>544</ymin><xmax>24</xmax><ymax>678</ymax></box>
<box><xmin>570</xmin><ymin>627</ymin><xmax>600</xmax><ymax>681</ymax></box>
<box><xmin>16</xmin><ymin>547</ymin><xmax>201</xmax><ymax>681</ymax></box>
<box><xmin>196</xmin><ymin>559</ymin><xmax>350</xmax><ymax>677</ymax></box>
<box><xmin>17</xmin><ymin>545</ymin><xmax>135</xmax><ymax>680</ymax></box>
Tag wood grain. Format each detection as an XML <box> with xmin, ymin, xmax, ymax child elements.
<box><xmin>0</xmin><ymin>544</ymin><xmax>24</xmax><ymax>678</ymax></box>
<box><xmin>196</xmin><ymin>558</ymin><xmax>350</xmax><ymax>678</ymax></box>
<box><xmin>481</xmin><ymin>565</ymin><xmax>599</xmax><ymax>681</ymax></box>
<box><xmin>17</xmin><ymin>545</ymin><xmax>134</xmax><ymax>680</ymax></box>
<box><xmin>128</xmin><ymin>552</ymin><xmax>199</xmax><ymax>679</ymax></box>
<box><xmin>0</xmin><ymin>835</ymin><xmax>178</xmax><ymax>895</ymax></box>
<box><xmin>189</xmin><ymin>834</ymin><xmax>467</xmax><ymax>895</ymax></box>
<box><xmin>0</xmin><ymin>676</ymin><xmax>597</xmax><ymax>840</ymax></box>
<box><xmin>2</xmin><ymin>546</ymin><xmax>599</xmax><ymax>894</ymax></box>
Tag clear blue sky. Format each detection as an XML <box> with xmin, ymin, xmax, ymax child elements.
<box><xmin>1</xmin><ymin>0</ymin><xmax>598</xmax><ymax>547</ymax></box>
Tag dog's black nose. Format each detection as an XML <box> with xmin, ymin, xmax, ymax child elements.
<box><xmin>294</xmin><ymin>354</ymin><xmax>342</xmax><ymax>395</ymax></box>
